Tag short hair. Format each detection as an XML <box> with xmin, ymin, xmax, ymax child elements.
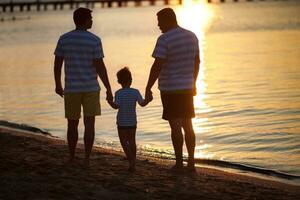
<box><xmin>73</xmin><ymin>7</ymin><xmax>92</xmax><ymax>26</ymax></box>
<box><xmin>157</xmin><ymin>8</ymin><xmax>177</xmax><ymax>23</ymax></box>
<box><xmin>117</xmin><ymin>67</ymin><xmax>132</xmax><ymax>85</ymax></box>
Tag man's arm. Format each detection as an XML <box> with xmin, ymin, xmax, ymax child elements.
<box><xmin>145</xmin><ymin>58</ymin><xmax>165</xmax><ymax>99</ymax></box>
<box><xmin>93</xmin><ymin>58</ymin><xmax>113</xmax><ymax>102</ymax></box>
<box><xmin>107</xmin><ymin>99</ymin><xmax>119</xmax><ymax>109</ymax></box>
<box><xmin>54</xmin><ymin>56</ymin><xmax>64</xmax><ymax>97</ymax></box>
<box><xmin>193</xmin><ymin>54</ymin><xmax>200</xmax><ymax>95</ymax></box>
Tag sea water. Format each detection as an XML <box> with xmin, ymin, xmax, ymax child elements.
<box><xmin>0</xmin><ymin>0</ymin><xmax>299</xmax><ymax>183</ymax></box>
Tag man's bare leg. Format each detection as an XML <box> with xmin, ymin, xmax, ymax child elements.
<box><xmin>67</xmin><ymin>119</ymin><xmax>79</xmax><ymax>163</ymax></box>
<box><xmin>83</xmin><ymin>116</ymin><xmax>95</xmax><ymax>166</ymax></box>
<box><xmin>169</xmin><ymin>119</ymin><xmax>184</xmax><ymax>169</ymax></box>
<box><xmin>182</xmin><ymin>118</ymin><xmax>196</xmax><ymax>170</ymax></box>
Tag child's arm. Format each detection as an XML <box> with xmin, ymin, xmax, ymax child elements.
<box><xmin>138</xmin><ymin>92</ymin><xmax>153</xmax><ymax>107</ymax></box>
<box><xmin>107</xmin><ymin>99</ymin><xmax>120</xmax><ymax>109</ymax></box>
<box><xmin>107</xmin><ymin>92</ymin><xmax>120</xmax><ymax>109</ymax></box>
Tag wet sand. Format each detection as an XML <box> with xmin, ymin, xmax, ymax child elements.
<box><xmin>0</xmin><ymin>126</ymin><xmax>299</xmax><ymax>200</ymax></box>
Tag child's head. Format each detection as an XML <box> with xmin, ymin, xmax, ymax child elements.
<box><xmin>117</xmin><ymin>67</ymin><xmax>132</xmax><ymax>87</ymax></box>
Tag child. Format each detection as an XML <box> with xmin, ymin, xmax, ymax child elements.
<box><xmin>107</xmin><ymin>67</ymin><xmax>152</xmax><ymax>172</ymax></box>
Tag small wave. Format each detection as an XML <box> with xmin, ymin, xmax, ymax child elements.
<box><xmin>194</xmin><ymin>158</ymin><xmax>300</xmax><ymax>181</ymax></box>
<box><xmin>0</xmin><ymin>120</ymin><xmax>51</xmax><ymax>135</ymax></box>
<box><xmin>131</xmin><ymin>144</ymin><xmax>300</xmax><ymax>183</ymax></box>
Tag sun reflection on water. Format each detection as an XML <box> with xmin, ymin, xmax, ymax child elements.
<box><xmin>175</xmin><ymin>0</ymin><xmax>213</xmax><ymax>109</ymax></box>
<box><xmin>175</xmin><ymin>0</ymin><xmax>215</xmax><ymax>158</ymax></box>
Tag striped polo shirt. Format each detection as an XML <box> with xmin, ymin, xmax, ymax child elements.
<box><xmin>54</xmin><ymin>29</ymin><xmax>104</xmax><ymax>93</ymax></box>
<box><xmin>114</xmin><ymin>88</ymin><xmax>144</xmax><ymax>126</ymax></box>
<box><xmin>152</xmin><ymin>27</ymin><xmax>199</xmax><ymax>92</ymax></box>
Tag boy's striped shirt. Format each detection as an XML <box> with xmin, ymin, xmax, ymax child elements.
<box><xmin>114</xmin><ymin>88</ymin><xmax>144</xmax><ymax>126</ymax></box>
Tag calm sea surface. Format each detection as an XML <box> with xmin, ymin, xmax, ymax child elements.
<box><xmin>1</xmin><ymin>0</ymin><xmax>300</xmax><ymax>182</ymax></box>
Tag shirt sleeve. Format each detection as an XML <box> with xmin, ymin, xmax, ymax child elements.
<box><xmin>114</xmin><ymin>92</ymin><xmax>120</xmax><ymax>106</ymax></box>
<box><xmin>94</xmin><ymin>38</ymin><xmax>104</xmax><ymax>59</ymax></box>
<box><xmin>136</xmin><ymin>90</ymin><xmax>144</xmax><ymax>104</ymax></box>
<box><xmin>54</xmin><ymin>37</ymin><xmax>64</xmax><ymax>57</ymax></box>
<box><xmin>152</xmin><ymin>36</ymin><xmax>167</xmax><ymax>59</ymax></box>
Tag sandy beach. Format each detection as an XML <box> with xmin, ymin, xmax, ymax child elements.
<box><xmin>0</xmin><ymin>126</ymin><xmax>299</xmax><ymax>200</ymax></box>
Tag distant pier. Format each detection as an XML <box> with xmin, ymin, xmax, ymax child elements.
<box><xmin>0</xmin><ymin>0</ymin><xmax>288</xmax><ymax>13</ymax></box>
<box><xmin>0</xmin><ymin>0</ymin><xmax>183</xmax><ymax>12</ymax></box>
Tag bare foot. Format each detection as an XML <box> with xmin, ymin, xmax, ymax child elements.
<box><xmin>187</xmin><ymin>160</ymin><xmax>196</xmax><ymax>173</ymax></box>
<box><xmin>128</xmin><ymin>165</ymin><xmax>136</xmax><ymax>173</ymax></box>
<box><xmin>128</xmin><ymin>160</ymin><xmax>136</xmax><ymax>173</ymax></box>
<box><xmin>66</xmin><ymin>158</ymin><xmax>82</xmax><ymax>167</ymax></box>
<box><xmin>187</xmin><ymin>159</ymin><xmax>195</xmax><ymax>168</ymax></box>
<box><xmin>170</xmin><ymin>163</ymin><xmax>184</xmax><ymax>173</ymax></box>
<box><xmin>187</xmin><ymin>165</ymin><xmax>196</xmax><ymax>173</ymax></box>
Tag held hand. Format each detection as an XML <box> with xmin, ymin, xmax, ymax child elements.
<box><xmin>55</xmin><ymin>86</ymin><xmax>64</xmax><ymax>98</ymax></box>
<box><xmin>106</xmin><ymin>90</ymin><xmax>113</xmax><ymax>102</ymax></box>
<box><xmin>144</xmin><ymin>89</ymin><xmax>153</xmax><ymax>104</ymax></box>
<box><xmin>147</xmin><ymin>92</ymin><xmax>153</xmax><ymax>102</ymax></box>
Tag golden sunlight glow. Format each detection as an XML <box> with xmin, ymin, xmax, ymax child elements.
<box><xmin>174</xmin><ymin>0</ymin><xmax>214</xmax><ymax>109</ymax></box>
<box><xmin>185</xmin><ymin>142</ymin><xmax>215</xmax><ymax>159</ymax></box>
<box><xmin>175</xmin><ymin>0</ymin><xmax>215</xmax><ymax>158</ymax></box>
<box><xmin>194</xmin><ymin>143</ymin><xmax>214</xmax><ymax>159</ymax></box>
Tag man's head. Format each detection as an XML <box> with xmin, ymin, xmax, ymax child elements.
<box><xmin>73</xmin><ymin>7</ymin><xmax>93</xmax><ymax>29</ymax></box>
<box><xmin>117</xmin><ymin>67</ymin><xmax>132</xmax><ymax>87</ymax></box>
<box><xmin>157</xmin><ymin>8</ymin><xmax>178</xmax><ymax>33</ymax></box>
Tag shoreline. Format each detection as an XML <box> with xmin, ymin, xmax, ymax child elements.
<box><xmin>1</xmin><ymin>120</ymin><xmax>300</xmax><ymax>186</ymax></box>
<box><xmin>0</xmin><ymin>126</ymin><xmax>299</xmax><ymax>199</ymax></box>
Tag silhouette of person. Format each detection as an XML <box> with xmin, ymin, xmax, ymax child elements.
<box><xmin>107</xmin><ymin>67</ymin><xmax>152</xmax><ymax>172</ymax></box>
<box><xmin>145</xmin><ymin>8</ymin><xmax>200</xmax><ymax>172</ymax></box>
<box><xmin>54</xmin><ymin>7</ymin><xmax>113</xmax><ymax>166</ymax></box>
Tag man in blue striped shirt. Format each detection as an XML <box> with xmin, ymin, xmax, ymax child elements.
<box><xmin>146</xmin><ymin>8</ymin><xmax>200</xmax><ymax>172</ymax></box>
<box><xmin>54</xmin><ymin>8</ymin><xmax>113</xmax><ymax>166</ymax></box>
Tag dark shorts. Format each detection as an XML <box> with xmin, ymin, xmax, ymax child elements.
<box><xmin>117</xmin><ymin>125</ymin><xmax>137</xmax><ymax>130</ymax></box>
<box><xmin>160</xmin><ymin>93</ymin><xmax>195</xmax><ymax>120</ymax></box>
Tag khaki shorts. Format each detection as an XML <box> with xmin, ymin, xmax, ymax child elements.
<box><xmin>64</xmin><ymin>91</ymin><xmax>101</xmax><ymax>119</ymax></box>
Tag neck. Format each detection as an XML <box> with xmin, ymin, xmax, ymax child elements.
<box><xmin>169</xmin><ymin>24</ymin><xmax>179</xmax><ymax>30</ymax></box>
<box><xmin>122</xmin><ymin>85</ymin><xmax>130</xmax><ymax>89</ymax></box>
<box><xmin>164</xmin><ymin>24</ymin><xmax>179</xmax><ymax>33</ymax></box>
<box><xmin>76</xmin><ymin>27</ymin><xmax>87</xmax><ymax>31</ymax></box>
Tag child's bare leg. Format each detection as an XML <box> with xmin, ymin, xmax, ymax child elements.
<box><xmin>128</xmin><ymin>129</ymin><xmax>136</xmax><ymax>160</ymax></box>
<box><xmin>127</xmin><ymin>129</ymin><xmax>137</xmax><ymax>171</ymax></box>
<box><xmin>118</xmin><ymin>129</ymin><xmax>134</xmax><ymax>168</ymax></box>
